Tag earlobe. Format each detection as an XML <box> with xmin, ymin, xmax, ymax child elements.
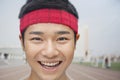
<box><xmin>19</xmin><ymin>34</ymin><xmax>25</xmax><ymax>51</ymax></box>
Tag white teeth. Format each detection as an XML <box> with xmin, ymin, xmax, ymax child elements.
<box><xmin>41</xmin><ymin>61</ymin><xmax>60</xmax><ymax>66</ymax></box>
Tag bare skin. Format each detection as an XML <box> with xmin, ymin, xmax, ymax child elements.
<box><xmin>20</xmin><ymin>23</ymin><xmax>79</xmax><ymax>80</ymax></box>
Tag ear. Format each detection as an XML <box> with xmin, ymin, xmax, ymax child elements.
<box><xmin>74</xmin><ymin>34</ymin><xmax>80</xmax><ymax>49</ymax></box>
<box><xmin>19</xmin><ymin>34</ymin><xmax>25</xmax><ymax>51</ymax></box>
<box><xmin>76</xmin><ymin>33</ymin><xmax>80</xmax><ymax>41</ymax></box>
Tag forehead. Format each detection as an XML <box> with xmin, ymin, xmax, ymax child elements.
<box><xmin>25</xmin><ymin>23</ymin><xmax>74</xmax><ymax>35</ymax></box>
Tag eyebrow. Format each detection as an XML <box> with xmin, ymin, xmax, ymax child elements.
<box><xmin>29</xmin><ymin>31</ymin><xmax>70</xmax><ymax>35</ymax></box>
<box><xmin>29</xmin><ymin>31</ymin><xmax>44</xmax><ymax>35</ymax></box>
<box><xmin>55</xmin><ymin>31</ymin><xmax>70</xmax><ymax>35</ymax></box>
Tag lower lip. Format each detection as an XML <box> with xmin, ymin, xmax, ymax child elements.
<box><xmin>42</xmin><ymin>66</ymin><xmax>58</xmax><ymax>72</ymax></box>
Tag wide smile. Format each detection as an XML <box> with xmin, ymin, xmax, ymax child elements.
<box><xmin>38</xmin><ymin>61</ymin><xmax>63</xmax><ymax>72</ymax></box>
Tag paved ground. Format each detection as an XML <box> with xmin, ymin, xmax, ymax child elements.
<box><xmin>0</xmin><ymin>64</ymin><xmax>30</xmax><ymax>80</ymax></box>
<box><xmin>0</xmin><ymin>63</ymin><xmax>120</xmax><ymax>80</ymax></box>
<box><xmin>67</xmin><ymin>64</ymin><xmax>120</xmax><ymax>80</ymax></box>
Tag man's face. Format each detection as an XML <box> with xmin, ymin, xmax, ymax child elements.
<box><xmin>20</xmin><ymin>23</ymin><xmax>79</xmax><ymax>80</ymax></box>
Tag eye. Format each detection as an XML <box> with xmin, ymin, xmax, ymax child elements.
<box><xmin>30</xmin><ymin>37</ymin><xmax>43</xmax><ymax>42</ymax></box>
<box><xmin>57</xmin><ymin>37</ymin><xmax>68</xmax><ymax>41</ymax></box>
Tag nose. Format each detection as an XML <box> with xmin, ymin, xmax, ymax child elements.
<box><xmin>41</xmin><ymin>40</ymin><xmax>59</xmax><ymax>59</ymax></box>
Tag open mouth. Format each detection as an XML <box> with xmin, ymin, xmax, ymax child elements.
<box><xmin>38</xmin><ymin>61</ymin><xmax>62</xmax><ymax>71</ymax></box>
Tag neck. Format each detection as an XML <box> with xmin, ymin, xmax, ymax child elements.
<box><xmin>26</xmin><ymin>70</ymin><xmax>70</xmax><ymax>80</ymax></box>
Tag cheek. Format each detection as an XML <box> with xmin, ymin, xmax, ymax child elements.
<box><xmin>60</xmin><ymin>42</ymin><xmax>75</xmax><ymax>69</ymax></box>
<box><xmin>58</xmin><ymin>41</ymin><xmax>75</xmax><ymax>60</ymax></box>
<box><xmin>24</xmin><ymin>41</ymin><xmax>41</xmax><ymax>59</ymax></box>
<box><xmin>65</xmin><ymin>46</ymin><xmax>74</xmax><ymax>61</ymax></box>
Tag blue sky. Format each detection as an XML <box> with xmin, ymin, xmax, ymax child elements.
<box><xmin>0</xmin><ymin>0</ymin><xmax>120</xmax><ymax>56</ymax></box>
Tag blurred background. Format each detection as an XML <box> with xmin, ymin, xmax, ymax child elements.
<box><xmin>0</xmin><ymin>0</ymin><xmax>120</xmax><ymax>72</ymax></box>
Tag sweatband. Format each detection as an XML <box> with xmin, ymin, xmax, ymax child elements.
<box><xmin>20</xmin><ymin>9</ymin><xmax>78</xmax><ymax>34</ymax></box>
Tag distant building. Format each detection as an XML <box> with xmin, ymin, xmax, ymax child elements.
<box><xmin>73</xmin><ymin>25</ymin><xmax>91</xmax><ymax>62</ymax></box>
<box><xmin>80</xmin><ymin>26</ymin><xmax>91</xmax><ymax>62</ymax></box>
<box><xmin>90</xmin><ymin>53</ymin><xmax>120</xmax><ymax>68</ymax></box>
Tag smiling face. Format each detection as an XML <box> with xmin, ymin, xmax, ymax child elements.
<box><xmin>20</xmin><ymin>23</ymin><xmax>79</xmax><ymax>80</ymax></box>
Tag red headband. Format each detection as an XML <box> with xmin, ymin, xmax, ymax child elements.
<box><xmin>20</xmin><ymin>9</ymin><xmax>78</xmax><ymax>34</ymax></box>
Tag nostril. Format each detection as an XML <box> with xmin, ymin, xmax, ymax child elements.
<box><xmin>42</xmin><ymin>52</ymin><xmax>59</xmax><ymax>59</ymax></box>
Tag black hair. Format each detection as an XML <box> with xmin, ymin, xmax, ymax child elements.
<box><xmin>19</xmin><ymin>0</ymin><xmax>78</xmax><ymax>43</ymax></box>
<box><xmin>19</xmin><ymin>0</ymin><xmax>79</xmax><ymax>19</ymax></box>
